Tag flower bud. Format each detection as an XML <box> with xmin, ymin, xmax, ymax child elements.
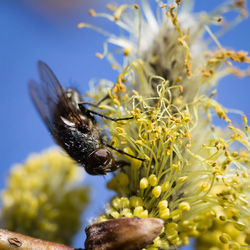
<box><xmin>85</xmin><ymin>217</ymin><xmax>164</xmax><ymax>250</ymax></box>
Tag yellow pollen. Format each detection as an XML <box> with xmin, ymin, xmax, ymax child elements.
<box><xmin>120</xmin><ymin>197</ymin><xmax>130</xmax><ymax>208</ymax></box>
<box><xmin>116</xmin><ymin>127</ymin><xmax>125</xmax><ymax>133</ymax></box>
<box><xmin>140</xmin><ymin>178</ymin><xmax>149</xmax><ymax>189</ymax></box>
<box><xmin>135</xmin><ymin>140</ymin><xmax>143</xmax><ymax>146</ymax></box>
<box><xmin>96</xmin><ymin>52</ymin><xmax>103</xmax><ymax>59</ymax></box>
<box><xmin>179</xmin><ymin>202</ymin><xmax>190</xmax><ymax>211</ymax></box>
<box><xmin>159</xmin><ymin>207</ymin><xmax>170</xmax><ymax>219</ymax></box>
<box><xmin>219</xmin><ymin>233</ymin><xmax>231</xmax><ymax>244</ymax></box>
<box><xmin>123</xmin><ymin>48</ymin><xmax>131</xmax><ymax>56</ymax></box>
<box><xmin>77</xmin><ymin>23</ymin><xmax>85</xmax><ymax>28</ymax></box>
<box><xmin>158</xmin><ymin>200</ymin><xmax>168</xmax><ymax>208</ymax></box>
<box><xmin>161</xmin><ymin>182</ymin><xmax>170</xmax><ymax>192</ymax></box>
<box><xmin>152</xmin><ymin>186</ymin><xmax>162</xmax><ymax>198</ymax></box>
<box><xmin>200</xmin><ymin>182</ymin><xmax>210</xmax><ymax>192</ymax></box>
<box><xmin>149</xmin><ymin>174</ymin><xmax>158</xmax><ymax>186</ymax></box>
<box><xmin>134</xmin><ymin>4</ymin><xmax>139</xmax><ymax>9</ymax></box>
<box><xmin>113</xmin><ymin>98</ymin><xmax>120</xmax><ymax>106</ymax></box>
<box><xmin>132</xmin><ymin>90</ymin><xmax>139</xmax><ymax>96</ymax></box>
<box><xmin>88</xmin><ymin>9</ymin><xmax>96</xmax><ymax>16</ymax></box>
<box><xmin>178</xmin><ymin>176</ymin><xmax>188</xmax><ymax>183</ymax></box>
<box><xmin>133</xmin><ymin>206</ymin><xmax>143</xmax><ymax>216</ymax></box>
<box><xmin>110</xmin><ymin>211</ymin><xmax>120</xmax><ymax>218</ymax></box>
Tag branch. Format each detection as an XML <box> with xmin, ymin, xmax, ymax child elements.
<box><xmin>0</xmin><ymin>228</ymin><xmax>75</xmax><ymax>250</ymax></box>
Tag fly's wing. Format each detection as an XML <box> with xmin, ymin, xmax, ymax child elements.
<box><xmin>37</xmin><ymin>61</ymin><xmax>84</xmax><ymax>124</ymax></box>
<box><xmin>28</xmin><ymin>61</ymin><xmax>82</xmax><ymax>135</ymax></box>
<box><xmin>28</xmin><ymin>79</ymin><xmax>56</xmax><ymax>134</ymax></box>
<box><xmin>37</xmin><ymin>61</ymin><xmax>65</xmax><ymax>104</ymax></box>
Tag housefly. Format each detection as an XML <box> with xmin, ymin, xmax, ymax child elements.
<box><xmin>29</xmin><ymin>61</ymin><xmax>143</xmax><ymax>175</ymax></box>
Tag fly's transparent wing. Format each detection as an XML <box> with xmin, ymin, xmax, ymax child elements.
<box><xmin>36</xmin><ymin>61</ymin><xmax>82</xmax><ymax>124</ymax></box>
<box><xmin>28</xmin><ymin>79</ymin><xmax>55</xmax><ymax>133</ymax></box>
<box><xmin>37</xmin><ymin>61</ymin><xmax>65</xmax><ymax>103</ymax></box>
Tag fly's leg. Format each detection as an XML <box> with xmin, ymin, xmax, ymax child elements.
<box><xmin>78</xmin><ymin>103</ymin><xmax>134</xmax><ymax>122</ymax></box>
<box><xmin>104</xmin><ymin>143</ymin><xmax>145</xmax><ymax>161</ymax></box>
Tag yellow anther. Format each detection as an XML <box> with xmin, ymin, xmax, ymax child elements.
<box><xmin>178</xmin><ymin>85</ymin><xmax>183</xmax><ymax>93</ymax></box>
<box><xmin>132</xmin><ymin>90</ymin><xmax>139</xmax><ymax>96</ymax></box>
<box><xmin>149</xmin><ymin>174</ymin><xmax>158</xmax><ymax>186</ymax></box>
<box><xmin>96</xmin><ymin>52</ymin><xmax>103</xmax><ymax>59</ymax></box>
<box><xmin>77</xmin><ymin>23</ymin><xmax>85</xmax><ymax>28</ymax></box>
<box><xmin>88</xmin><ymin>9</ymin><xmax>96</xmax><ymax>16</ymax></box>
<box><xmin>113</xmin><ymin>98</ymin><xmax>120</xmax><ymax>106</ymax></box>
<box><xmin>140</xmin><ymin>177</ymin><xmax>149</xmax><ymax>189</ymax></box>
<box><xmin>135</xmin><ymin>140</ymin><xmax>143</xmax><ymax>145</ymax></box>
<box><xmin>166</xmin><ymin>231</ymin><xmax>178</xmax><ymax>241</ymax></box>
<box><xmin>242</xmin><ymin>115</ymin><xmax>247</xmax><ymax>124</ymax></box>
<box><xmin>158</xmin><ymin>200</ymin><xmax>168</xmax><ymax>209</ymax></box>
<box><xmin>123</xmin><ymin>48</ymin><xmax>131</xmax><ymax>56</ymax></box>
<box><xmin>139</xmin><ymin>210</ymin><xmax>148</xmax><ymax>218</ymax></box>
<box><xmin>116</xmin><ymin>127</ymin><xmax>125</xmax><ymax>133</ymax></box>
<box><xmin>178</xmin><ymin>176</ymin><xmax>188</xmax><ymax>183</ymax></box>
<box><xmin>123</xmin><ymin>94</ymin><xmax>128</xmax><ymax>101</ymax></box>
<box><xmin>110</xmin><ymin>211</ymin><xmax>120</xmax><ymax>218</ymax></box>
<box><xmin>107</xmin><ymin>88</ymin><xmax>112</xmax><ymax>98</ymax></box>
<box><xmin>199</xmin><ymin>182</ymin><xmax>209</xmax><ymax>192</ymax></box>
<box><xmin>130</xmin><ymin>110</ymin><xmax>136</xmax><ymax>116</ymax></box>
<box><xmin>219</xmin><ymin>233</ymin><xmax>231</xmax><ymax>244</ymax></box>
<box><xmin>120</xmin><ymin>208</ymin><xmax>132</xmax><ymax>217</ymax></box>
<box><xmin>161</xmin><ymin>181</ymin><xmax>170</xmax><ymax>192</ymax></box>
<box><xmin>135</xmin><ymin>108</ymin><xmax>141</xmax><ymax>114</ymax></box>
<box><xmin>166</xmin><ymin>222</ymin><xmax>178</xmax><ymax>232</ymax></box>
<box><xmin>159</xmin><ymin>207</ymin><xmax>170</xmax><ymax>219</ymax></box>
<box><xmin>152</xmin><ymin>186</ymin><xmax>161</xmax><ymax>198</ymax></box>
<box><xmin>134</xmin><ymin>4</ymin><xmax>139</xmax><ymax>9</ymax></box>
<box><xmin>172</xmin><ymin>163</ymin><xmax>180</xmax><ymax>169</ymax></box>
<box><xmin>120</xmin><ymin>197</ymin><xmax>130</xmax><ymax>208</ymax></box>
<box><xmin>133</xmin><ymin>206</ymin><xmax>143</xmax><ymax>216</ymax></box>
<box><xmin>179</xmin><ymin>202</ymin><xmax>190</xmax><ymax>211</ymax></box>
<box><xmin>111</xmin><ymin>197</ymin><xmax>121</xmax><ymax>210</ymax></box>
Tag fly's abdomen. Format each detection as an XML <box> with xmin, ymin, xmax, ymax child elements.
<box><xmin>56</xmin><ymin>126</ymin><xmax>99</xmax><ymax>166</ymax></box>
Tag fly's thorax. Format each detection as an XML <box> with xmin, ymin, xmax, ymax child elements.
<box><xmin>65</xmin><ymin>88</ymin><xmax>82</xmax><ymax>110</ymax></box>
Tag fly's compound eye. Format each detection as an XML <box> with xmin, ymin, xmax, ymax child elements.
<box><xmin>85</xmin><ymin>149</ymin><xmax>116</xmax><ymax>175</ymax></box>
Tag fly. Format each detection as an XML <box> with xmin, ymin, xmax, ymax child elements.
<box><xmin>28</xmin><ymin>61</ymin><xmax>143</xmax><ymax>175</ymax></box>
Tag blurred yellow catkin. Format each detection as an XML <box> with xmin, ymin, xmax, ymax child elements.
<box><xmin>1</xmin><ymin>148</ymin><xmax>89</xmax><ymax>245</ymax></box>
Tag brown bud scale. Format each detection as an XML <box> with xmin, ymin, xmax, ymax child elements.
<box><xmin>85</xmin><ymin>217</ymin><xmax>164</xmax><ymax>250</ymax></box>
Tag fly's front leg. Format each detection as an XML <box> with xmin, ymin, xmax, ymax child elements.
<box><xmin>78</xmin><ymin>103</ymin><xmax>134</xmax><ymax>122</ymax></box>
<box><xmin>104</xmin><ymin>143</ymin><xmax>145</xmax><ymax>161</ymax></box>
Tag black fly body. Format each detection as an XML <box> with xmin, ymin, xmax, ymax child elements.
<box><xmin>29</xmin><ymin>61</ymin><xmax>143</xmax><ymax>175</ymax></box>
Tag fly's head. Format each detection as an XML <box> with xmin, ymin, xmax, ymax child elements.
<box><xmin>85</xmin><ymin>148</ymin><xmax>117</xmax><ymax>175</ymax></box>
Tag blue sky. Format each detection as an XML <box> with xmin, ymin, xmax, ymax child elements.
<box><xmin>0</xmin><ymin>0</ymin><xmax>249</xmax><ymax>249</ymax></box>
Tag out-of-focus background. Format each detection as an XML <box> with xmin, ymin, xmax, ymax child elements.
<box><xmin>1</xmin><ymin>0</ymin><xmax>249</xmax><ymax>248</ymax></box>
